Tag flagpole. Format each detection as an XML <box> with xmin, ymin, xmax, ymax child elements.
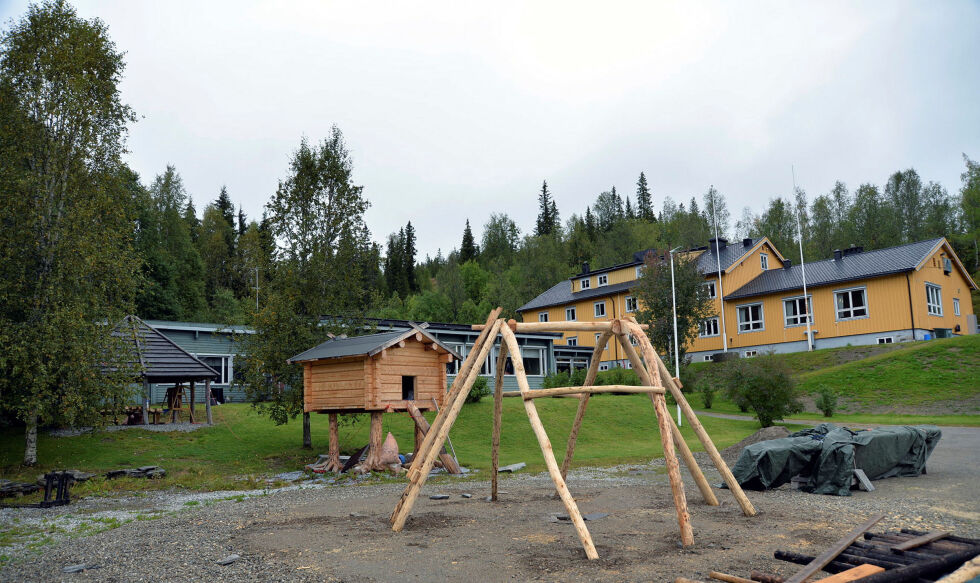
<box><xmin>710</xmin><ymin>186</ymin><xmax>728</xmax><ymax>353</ymax></box>
<box><xmin>669</xmin><ymin>245</ymin><xmax>682</xmax><ymax>426</ymax></box>
<box><xmin>792</xmin><ymin>167</ymin><xmax>814</xmax><ymax>351</ymax></box>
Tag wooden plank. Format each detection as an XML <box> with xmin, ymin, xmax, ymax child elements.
<box><xmin>708</xmin><ymin>571</ymin><xmax>756</xmax><ymax>583</ymax></box>
<box><xmin>782</xmin><ymin>513</ymin><xmax>885</xmax><ymax>583</ymax></box>
<box><xmin>559</xmin><ymin>331</ymin><xmax>611</xmax><ymax>482</ymax></box>
<box><xmin>814</xmin><ymin>564</ymin><xmax>884</xmax><ymax>583</ymax></box>
<box><xmin>501</xmin><ymin>325</ymin><xmax>598</xmax><ymax>560</ymax></box>
<box><xmin>472</xmin><ymin>321</ymin><xmax>649</xmax><ymax>333</ymax></box>
<box><xmin>504</xmin><ymin>385</ymin><xmax>665</xmax><ymax>398</ymax></box>
<box><xmin>891</xmin><ymin>531</ymin><xmax>949</xmax><ymax>553</ymax></box>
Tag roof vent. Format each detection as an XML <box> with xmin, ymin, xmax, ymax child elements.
<box><xmin>709</xmin><ymin>237</ymin><xmax>728</xmax><ymax>253</ymax></box>
<box><xmin>833</xmin><ymin>249</ymin><xmax>843</xmax><ymax>261</ymax></box>
<box><xmin>582</xmin><ymin>262</ymin><xmax>590</xmax><ymax>274</ymax></box>
<box><xmin>743</xmin><ymin>238</ymin><xmax>753</xmax><ymax>247</ymax></box>
<box><xmin>842</xmin><ymin>246</ymin><xmax>864</xmax><ymax>257</ymax></box>
<box><xmin>783</xmin><ymin>259</ymin><xmax>793</xmax><ymax>270</ymax></box>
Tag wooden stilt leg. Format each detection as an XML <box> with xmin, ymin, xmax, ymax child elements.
<box><xmin>501</xmin><ymin>326</ymin><xmax>599</xmax><ymax>560</ymax></box>
<box><xmin>623</xmin><ymin>319</ymin><xmax>756</xmax><ymax>517</ymax></box>
<box><xmin>613</xmin><ymin>323</ymin><xmax>693</xmax><ymax>546</ymax></box>
<box><xmin>559</xmin><ymin>331</ymin><xmax>612</xmax><ymax>482</ymax></box>
<box><xmin>390</xmin><ymin>318</ymin><xmax>503</xmax><ymax>531</ymax></box>
<box><xmin>361</xmin><ymin>411</ymin><xmax>385</xmax><ymax>472</ymax></box>
<box><xmin>326</xmin><ymin>413</ymin><xmax>341</xmax><ymax>473</ymax></box>
<box><xmin>491</xmin><ymin>341</ymin><xmax>509</xmax><ymax>501</ymax></box>
<box><xmin>205</xmin><ymin>380</ymin><xmax>213</xmax><ymax>425</ymax></box>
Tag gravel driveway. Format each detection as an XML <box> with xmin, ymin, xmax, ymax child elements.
<box><xmin>2</xmin><ymin>426</ymin><xmax>977</xmax><ymax>582</ymax></box>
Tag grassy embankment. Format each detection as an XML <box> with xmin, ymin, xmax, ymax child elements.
<box><xmin>690</xmin><ymin>334</ymin><xmax>980</xmax><ymax>426</ymax></box>
<box><xmin>0</xmin><ymin>395</ymin><xmax>775</xmax><ymax>494</ymax></box>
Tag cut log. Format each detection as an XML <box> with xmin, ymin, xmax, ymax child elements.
<box><xmin>782</xmin><ymin>513</ymin><xmax>885</xmax><ymax>583</ymax></box>
<box><xmin>814</xmin><ymin>564</ymin><xmax>885</xmax><ymax>583</ymax></box>
<box><xmin>709</xmin><ymin>571</ymin><xmax>756</xmax><ymax>583</ymax></box>
<box><xmin>503</xmin><ymin>385</ymin><xmax>665</xmax><ymax>398</ymax></box>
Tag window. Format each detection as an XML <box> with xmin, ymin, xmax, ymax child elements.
<box><xmin>595</xmin><ymin>333</ymin><xmax>601</xmax><ymax>345</ymax></box>
<box><xmin>580</xmin><ymin>278</ymin><xmax>591</xmax><ymax>290</ymax></box>
<box><xmin>629</xmin><ymin>334</ymin><xmax>639</xmax><ymax>346</ymax></box>
<box><xmin>510</xmin><ymin>347</ymin><xmax>545</xmax><ymax>376</ymax></box>
<box><xmin>877</xmin><ymin>337</ymin><xmax>893</xmax><ymax>344</ymax></box>
<box><xmin>197</xmin><ymin>354</ymin><xmax>232</xmax><ymax>385</ymax></box>
<box><xmin>538</xmin><ymin>312</ymin><xmax>549</xmax><ymax>322</ymax></box>
<box><xmin>445</xmin><ymin>344</ymin><xmax>464</xmax><ymax>374</ymax></box>
<box><xmin>594</xmin><ymin>301</ymin><xmax>607</xmax><ymax>318</ymax></box>
<box><xmin>459</xmin><ymin>345</ymin><xmax>490</xmax><ymax>375</ymax></box>
<box><xmin>635</xmin><ymin>266</ymin><xmax>643</xmax><ymax>279</ymax></box>
<box><xmin>566</xmin><ymin>336</ymin><xmax>577</xmax><ymax>346</ymax></box>
<box><xmin>566</xmin><ymin>307</ymin><xmax>577</xmax><ymax>321</ymax></box>
<box><xmin>703</xmin><ymin>281</ymin><xmax>717</xmax><ymax>299</ymax></box>
<box><xmin>835</xmin><ymin>287</ymin><xmax>868</xmax><ymax>320</ymax></box>
<box><xmin>598</xmin><ymin>363</ymin><xmax>610</xmax><ymax>371</ymax></box>
<box><xmin>625</xmin><ymin>296</ymin><xmax>638</xmax><ymax>313</ymax></box>
<box><xmin>699</xmin><ymin>317</ymin><xmax>720</xmax><ymax>337</ymax></box>
<box><xmin>760</xmin><ymin>253</ymin><xmax>769</xmax><ymax>270</ymax></box>
<box><xmin>926</xmin><ymin>284</ymin><xmax>942</xmax><ymax>316</ymax></box>
<box><xmin>597</xmin><ymin>274</ymin><xmax>608</xmax><ymax>286</ymax></box>
<box><xmin>737</xmin><ymin>303</ymin><xmax>764</xmax><ymax>332</ymax></box>
<box><xmin>703</xmin><ymin>355</ymin><xmax>714</xmax><ymax>362</ymax></box>
<box><xmin>953</xmin><ymin>298</ymin><xmax>960</xmax><ymax>316</ymax></box>
<box><xmin>783</xmin><ymin>296</ymin><xmax>813</xmax><ymax>327</ymax></box>
<box><xmin>744</xmin><ymin>350</ymin><xmax>758</xmax><ymax>358</ymax></box>
<box><xmin>401</xmin><ymin>376</ymin><xmax>415</xmax><ymax>400</ymax></box>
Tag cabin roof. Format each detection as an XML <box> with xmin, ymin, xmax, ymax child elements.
<box><xmin>112</xmin><ymin>316</ymin><xmax>220</xmax><ymax>382</ymax></box>
<box><xmin>287</xmin><ymin>327</ymin><xmax>461</xmax><ymax>363</ymax></box>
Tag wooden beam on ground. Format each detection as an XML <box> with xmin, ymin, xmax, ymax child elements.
<box><xmin>613</xmin><ymin>328</ymin><xmax>693</xmax><ymax>546</ymax></box>
<box><xmin>559</xmin><ymin>331</ymin><xmax>611</xmax><ymax>482</ymax></box>
<box><xmin>501</xmin><ymin>325</ymin><xmax>598</xmax><ymax>560</ymax></box>
<box><xmin>491</xmin><ymin>341</ymin><xmax>509</xmax><ymax>501</ymax></box>
<box><xmin>891</xmin><ymin>531</ymin><xmax>950</xmax><ymax>553</ymax></box>
<box><xmin>623</xmin><ymin>318</ymin><xmax>757</xmax><ymax>517</ymax></box>
<box><xmin>782</xmin><ymin>513</ymin><xmax>885</xmax><ymax>583</ymax></box>
<box><xmin>709</xmin><ymin>571</ymin><xmax>756</xmax><ymax>583</ymax></box>
<box><xmin>405</xmin><ymin>402</ymin><xmax>460</xmax><ymax>474</ymax></box>
<box><xmin>814</xmin><ymin>564</ymin><xmax>885</xmax><ymax>583</ymax></box>
<box><xmin>503</xmin><ymin>385</ymin><xmax>666</xmax><ymax>398</ymax></box>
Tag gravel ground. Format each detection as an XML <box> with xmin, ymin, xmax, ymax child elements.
<box><xmin>2</xmin><ymin>427</ymin><xmax>977</xmax><ymax>582</ymax></box>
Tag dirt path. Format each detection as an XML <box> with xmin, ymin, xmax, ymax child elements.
<box><xmin>2</xmin><ymin>428</ymin><xmax>977</xmax><ymax>582</ymax></box>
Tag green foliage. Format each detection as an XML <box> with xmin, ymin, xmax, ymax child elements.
<box><xmin>814</xmin><ymin>386</ymin><xmax>838</xmax><ymax>417</ymax></box>
<box><xmin>719</xmin><ymin>355</ymin><xmax>803</xmax><ymax>427</ymax></box>
<box><xmin>464</xmin><ymin>376</ymin><xmax>490</xmax><ymax>404</ymax></box>
<box><xmin>535</xmin><ymin>180</ymin><xmax>560</xmax><ymax>237</ymax></box>
<box><xmin>699</xmin><ymin>381</ymin><xmax>717</xmax><ymax>409</ymax></box>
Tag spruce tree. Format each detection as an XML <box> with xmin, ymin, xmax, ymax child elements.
<box><xmin>535</xmin><ymin>180</ymin><xmax>556</xmax><ymax>236</ymax></box>
<box><xmin>636</xmin><ymin>172</ymin><xmax>655</xmax><ymax>221</ymax></box>
<box><xmin>625</xmin><ymin>195</ymin><xmax>635</xmax><ymax>219</ymax></box>
<box><xmin>403</xmin><ymin>221</ymin><xmax>418</xmax><ymax>293</ymax></box>
<box><xmin>460</xmin><ymin>219</ymin><xmax>478</xmax><ymax>263</ymax></box>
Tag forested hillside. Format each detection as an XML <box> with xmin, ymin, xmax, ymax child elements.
<box><xmin>132</xmin><ymin>160</ymin><xmax>980</xmax><ymax>325</ymax></box>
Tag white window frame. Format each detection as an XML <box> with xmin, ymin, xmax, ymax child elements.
<box><xmin>566</xmin><ymin>336</ymin><xmax>577</xmax><ymax>346</ymax></box>
<box><xmin>635</xmin><ymin>266</ymin><xmax>643</xmax><ymax>279</ymax></box>
<box><xmin>597</xmin><ymin>274</ymin><xmax>608</xmax><ymax>286</ymax></box>
<box><xmin>699</xmin><ymin>317</ymin><xmax>720</xmax><ymax>338</ymax></box>
<box><xmin>595</xmin><ymin>333</ymin><xmax>601</xmax><ymax>345</ymax></box>
<box><xmin>926</xmin><ymin>283</ymin><xmax>942</xmax><ymax>316</ymax></box>
<box><xmin>760</xmin><ymin>253</ymin><xmax>769</xmax><ymax>270</ymax></box>
<box><xmin>520</xmin><ymin>346</ymin><xmax>546</xmax><ymax>377</ymax></box>
<box><xmin>783</xmin><ymin>295</ymin><xmax>813</xmax><ymax>328</ymax></box>
<box><xmin>594</xmin><ymin>300</ymin><xmax>607</xmax><ymax>318</ymax></box>
<box><xmin>598</xmin><ymin>363</ymin><xmax>610</xmax><ymax>371</ymax></box>
<box><xmin>744</xmin><ymin>350</ymin><xmax>758</xmax><ymax>358</ymax></box>
<box><xmin>538</xmin><ymin>311</ymin><xmax>549</xmax><ymax>322</ymax></box>
<box><xmin>629</xmin><ymin>334</ymin><xmax>639</xmax><ymax>346</ymax></box>
<box><xmin>445</xmin><ymin>343</ymin><xmax>465</xmax><ymax>374</ymax></box>
<box><xmin>196</xmin><ymin>353</ymin><xmax>233</xmax><ymax>385</ymax></box>
<box><xmin>565</xmin><ymin>306</ymin><xmax>577</xmax><ymax>321</ymax></box>
<box><xmin>877</xmin><ymin>337</ymin><xmax>893</xmax><ymax>344</ymax></box>
<box><xmin>736</xmin><ymin>302</ymin><xmax>765</xmax><ymax>333</ymax></box>
<box><xmin>703</xmin><ymin>280</ymin><xmax>717</xmax><ymax>299</ymax></box>
<box><xmin>625</xmin><ymin>296</ymin><xmax>638</xmax><ymax>313</ymax></box>
<box><xmin>579</xmin><ymin>278</ymin><xmax>591</xmax><ymax>290</ymax></box>
<box><xmin>834</xmin><ymin>286</ymin><xmax>869</xmax><ymax>321</ymax></box>
<box><xmin>703</xmin><ymin>355</ymin><xmax>713</xmax><ymax>362</ymax></box>
<box><xmin>953</xmin><ymin>298</ymin><xmax>960</xmax><ymax>316</ymax></box>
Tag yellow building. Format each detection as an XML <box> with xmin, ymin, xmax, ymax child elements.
<box><xmin>518</xmin><ymin>237</ymin><xmax>978</xmax><ymax>367</ymax></box>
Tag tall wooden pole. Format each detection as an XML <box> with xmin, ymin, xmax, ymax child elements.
<box><xmin>205</xmin><ymin>379</ymin><xmax>213</xmax><ymax>425</ymax></box>
<box><xmin>142</xmin><ymin>379</ymin><xmax>150</xmax><ymax>425</ymax></box>
<box><xmin>501</xmin><ymin>325</ymin><xmax>599</xmax><ymax>560</ymax></box>
<box><xmin>328</xmin><ymin>413</ymin><xmax>341</xmax><ymax>472</ymax></box>
<box><xmin>491</xmin><ymin>340</ymin><xmax>509</xmax><ymax>501</ymax></box>
<box><xmin>559</xmin><ymin>330</ymin><xmax>612</xmax><ymax>482</ymax></box>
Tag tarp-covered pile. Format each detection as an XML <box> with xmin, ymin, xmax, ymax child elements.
<box><xmin>730</xmin><ymin>423</ymin><xmax>942</xmax><ymax>496</ymax></box>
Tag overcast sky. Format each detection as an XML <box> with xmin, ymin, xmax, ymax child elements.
<box><xmin>3</xmin><ymin>1</ymin><xmax>979</xmax><ymax>257</ymax></box>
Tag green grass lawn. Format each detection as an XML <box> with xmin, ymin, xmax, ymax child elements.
<box><xmin>0</xmin><ymin>397</ymin><xmax>777</xmax><ymax>494</ymax></box>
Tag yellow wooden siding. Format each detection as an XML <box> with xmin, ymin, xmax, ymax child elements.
<box><xmin>724</xmin><ymin>241</ymin><xmax>785</xmax><ymax>293</ymax></box>
<box><xmin>908</xmin><ymin>244</ymin><xmax>976</xmax><ymax>334</ymax></box>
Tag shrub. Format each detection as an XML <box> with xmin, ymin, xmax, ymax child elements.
<box><xmin>465</xmin><ymin>376</ymin><xmax>490</xmax><ymax>403</ymax></box>
<box><xmin>720</xmin><ymin>355</ymin><xmax>803</xmax><ymax>427</ymax></box>
<box><xmin>814</xmin><ymin>385</ymin><xmax>838</xmax><ymax>417</ymax></box>
<box><xmin>541</xmin><ymin>370</ymin><xmax>571</xmax><ymax>389</ymax></box>
<box><xmin>595</xmin><ymin>367</ymin><xmax>640</xmax><ymax>386</ymax></box>
<box><xmin>700</xmin><ymin>382</ymin><xmax>717</xmax><ymax>409</ymax></box>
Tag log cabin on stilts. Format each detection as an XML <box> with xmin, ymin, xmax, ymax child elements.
<box><xmin>288</xmin><ymin>325</ymin><xmax>462</xmax><ymax>473</ymax></box>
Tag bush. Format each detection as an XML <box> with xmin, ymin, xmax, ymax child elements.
<box><xmin>814</xmin><ymin>385</ymin><xmax>838</xmax><ymax>417</ymax></box>
<box><xmin>465</xmin><ymin>376</ymin><xmax>490</xmax><ymax>403</ymax></box>
<box><xmin>700</xmin><ymin>382</ymin><xmax>717</xmax><ymax>409</ymax></box>
<box><xmin>541</xmin><ymin>370</ymin><xmax>570</xmax><ymax>389</ymax></box>
<box><xmin>595</xmin><ymin>367</ymin><xmax>641</xmax><ymax>386</ymax></box>
<box><xmin>720</xmin><ymin>355</ymin><xmax>803</xmax><ymax>427</ymax></box>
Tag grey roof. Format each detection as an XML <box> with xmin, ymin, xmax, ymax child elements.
<box><xmin>726</xmin><ymin>238</ymin><xmax>945</xmax><ymax>300</ymax></box>
<box><xmin>113</xmin><ymin>316</ymin><xmax>219</xmax><ymax>382</ymax></box>
<box><xmin>143</xmin><ymin>319</ymin><xmax>254</xmax><ymax>334</ymax></box>
<box><xmin>287</xmin><ymin>327</ymin><xmax>461</xmax><ymax>363</ymax></box>
<box><xmin>694</xmin><ymin>238</ymin><xmax>768</xmax><ymax>275</ymax></box>
<box><xmin>518</xmin><ymin>280</ymin><xmax>636</xmax><ymax>312</ymax></box>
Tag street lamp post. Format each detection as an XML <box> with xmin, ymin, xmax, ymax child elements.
<box><xmin>669</xmin><ymin>246</ymin><xmax>683</xmax><ymax>426</ymax></box>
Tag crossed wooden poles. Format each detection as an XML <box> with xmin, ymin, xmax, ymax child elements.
<box><xmin>389</xmin><ymin>308</ymin><xmax>757</xmax><ymax>560</ymax></box>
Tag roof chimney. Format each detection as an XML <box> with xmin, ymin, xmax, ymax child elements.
<box><xmin>783</xmin><ymin>259</ymin><xmax>793</xmax><ymax>269</ymax></box>
<box><xmin>842</xmin><ymin>245</ymin><xmax>864</xmax><ymax>257</ymax></box>
<box><xmin>743</xmin><ymin>238</ymin><xmax>752</xmax><ymax>247</ymax></box>
<box><xmin>709</xmin><ymin>237</ymin><xmax>727</xmax><ymax>253</ymax></box>
<box><xmin>582</xmin><ymin>262</ymin><xmax>590</xmax><ymax>274</ymax></box>
<box><xmin>833</xmin><ymin>249</ymin><xmax>842</xmax><ymax>261</ymax></box>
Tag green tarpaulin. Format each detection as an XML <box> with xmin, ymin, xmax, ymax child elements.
<box><xmin>730</xmin><ymin>424</ymin><xmax>942</xmax><ymax>496</ymax></box>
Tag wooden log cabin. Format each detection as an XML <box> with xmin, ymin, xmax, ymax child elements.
<box><xmin>288</xmin><ymin>326</ymin><xmax>461</xmax><ymax>472</ymax></box>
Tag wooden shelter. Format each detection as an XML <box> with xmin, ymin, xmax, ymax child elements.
<box><xmin>288</xmin><ymin>325</ymin><xmax>461</xmax><ymax>472</ymax></box>
<box><xmin>388</xmin><ymin>308</ymin><xmax>758</xmax><ymax>560</ymax></box>
<box><xmin>115</xmin><ymin>316</ymin><xmax>220</xmax><ymax>425</ymax></box>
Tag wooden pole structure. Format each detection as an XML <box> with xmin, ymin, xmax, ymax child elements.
<box><xmin>559</xmin><ymin>331</ymin><xmax>611</xmax><ymax>482</ymax></box>
<box><xmin>623</xmin><ymin>318</ymin><xmax>756</xmax><ymax>517</ymax></box>
<box><xmin>205</xmin><ymin>379</ymin><xmax>213</xmax><ymax>425</ymax></box>
<box><xmin>491</xmin><ymin>340</ymin><xmax>509</xmax><ymax>501</ymax></box>
<box><xmin>189</xmin><ymin>380</ymin><xmax>195</xmax><ymax>421</ymax></box>
<box><xmin>506</xmin><ymin>385</ymin><xmax>665</xmax><ymax>398</ymax></box>
<box><xmin>668</xmin><ymin>416</ymin><xmax>719</xmax><ymax>506</ymax></box>
<box><xmin>327</xmin><ymin>413</ymin><xmax>341</xmax><ymax>473</ymax></box>
<box><xmin>390</xmin><ymin>316</ymin><xmax>503</xmax><ymax>531</ymax></box>
<box><xmin>500</xmin><ymin>324</ymin><xmax>598</xmax><ymax>560</ymax></box>
<box><xmin>142</xmin><ymin>379</ymin><xmax>150</xmax><ymax>425</ymax></box>
<box><xmin>612</xmin><ymin>322</ymin><xmax>693</xmax><ymax>546</ymax></box>
<box><xmin>473</xmin><ymin>320</ymin><xmax>649</xmax><ymax>333</ymax></box>
<box><xmin>406</xmin><ymin>402</ymin><xmax>460</xmax><ymax>474</ymax></box>
<box><xmin>361</xmin><ymin>411</ymin><xmax>385</xmax><ymax>471</ymax></box>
